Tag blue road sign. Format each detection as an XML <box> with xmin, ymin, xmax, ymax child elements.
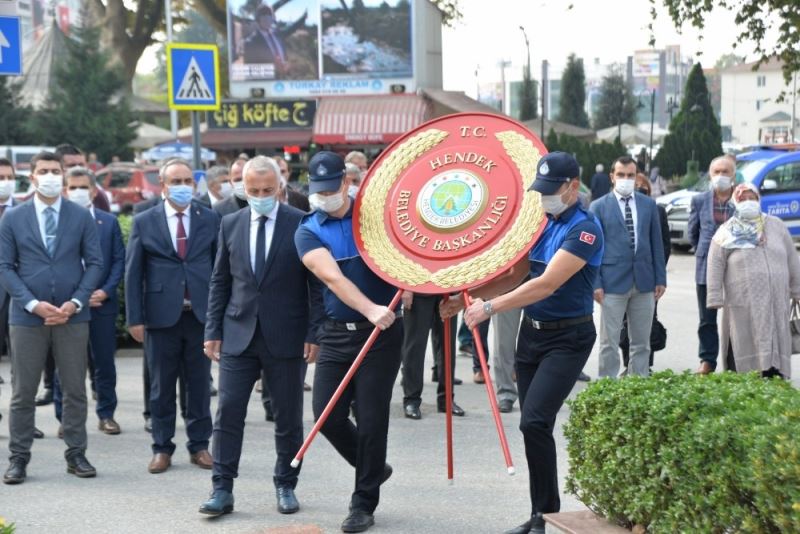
<box><xmin>0</xmin><ymin>16</ymin><xmax>22</xmax><ymax>76</ymax></box>
<box><xmin>167</xmin><ymin>43</ymin><xmax>220</xmax><ymax>111</ymax></box>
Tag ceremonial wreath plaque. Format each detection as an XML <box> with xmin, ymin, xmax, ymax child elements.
<box><xmin>354</xmin><ymin>112</ymin><xmax>549</xmax><ymax>294</ymax></box>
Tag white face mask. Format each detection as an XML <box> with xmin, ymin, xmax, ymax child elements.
<box><xmin>218</xmin><ymin>182</ymin><xmax>232</xmax><ymax>199</ymax></box>
<box><xmin>540</xmin><ymin>193</ymin><xmax>569</xmax><ymax>216</ymax></box>
<box><xmin>614</xmin><ymin>178</ymin><xmax>635</xmax><ymax>197</ymax></box>
<box><xmin>0</xmin><ymin>179</ymin><xmax>15</xmax><ymax>199</ymax></box>
<box><xmin>67</xmin><ymin>188</ymin><xmax>92</xmax><ymax>207</ymax></box>
<box><xmin>348</xmin><ymin>185</ymin><xmax>359</xmax><ymax>198</ymax></box>
<box><xmin>36</xmin><ymin>173</ymin><xmax>63</xmax><ymax>198</ymax></box>
<box><xmin>309</xmin><ymin>191</ymin><xmax>345</xmax><ymax>213</ymax></box>
<box><xmin>712</xmin><ymin>175</ymin><xmax>732</xmax><ymax>191</ymax></box>
<box><xmin>232</xmin><ymin>180</ymin><xmax>247</xmax><ymax>200</ymax></box>
<box><xmin>735</xmin><ymin>199</ymin><xmax>761</xmax><ymax>220</ymax></box>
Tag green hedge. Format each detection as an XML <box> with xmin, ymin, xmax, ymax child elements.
<box><xmin>115</xmin><ymin>214</ymin><xmax>132</xmax><ymax>341</ymax></box>
<box><xmin>564</xmin><ymin>371</ymin><xmax>800</xmax><ymax>533</ymax></box>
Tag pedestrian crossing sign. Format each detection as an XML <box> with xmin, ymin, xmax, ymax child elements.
<box><xmin>167</xmin><ymin>43</ymin><xmax>221</xmax><ymax>111</ymax></box>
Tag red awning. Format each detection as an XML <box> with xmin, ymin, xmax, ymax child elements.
<box><xmin>312</xmin><ymin>95</ymin><xmax>429</xmax><ymax>145</ymax></box>
<box><xmin>178</xmin><ymin>129</ymin><xmax>312</xmax><ymax>150</ymax></box>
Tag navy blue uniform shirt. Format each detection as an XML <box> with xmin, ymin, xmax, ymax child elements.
<box><xmin>295</xmin><ymin>200</ymin><xmax>397</xmax><ymax>322</ymax></box>
<box><xmin>524</xmin><ymin>203</ymin><xmax>604</xmax><ymax>321</ymax></box>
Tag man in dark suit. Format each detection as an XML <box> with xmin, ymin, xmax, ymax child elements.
<box><xmin>590</xmin><ymin>163</ymin><xmax>611</xmax><ymax>201</ymax></box>
<box><xmin>590</xmin><ymin>155</ymin><xmax>666</xmax><ymax>378</ymax></box>
<box><xmin>56</xmin><ymin>144</ymin><xmax>111</xmax><ymax>213</ymax></box>
<box><xmin>0</xmin><ymin>158</ymin><xmax>19</xmax><ymax>363</ymax></box>
<box><xmin>0</xmin><ymin>151</ymin><xmax>103</xmax><ymax>484</ymax></box>
<box><xmin>195</xmin><ymin>165</ymin><xmax>230</xmax><ymax>209</ymax></box>
<box><xmin>214</xmin><ymin>157</ymin><xmax>249</xmax><ymax>217</ymax></box>
<box><xmin>243</xmin><ymin>5</ymin><xmax>287</xmax><ymax>69</ymax></box>
<box><xmin>688</xmin><ymin>155</ymin><xmax>736</xmax><ymax>374</ymax></box>
<box><xmin>274</xmin><ymin>156</ymin><xmax>310</xmax><ymax>212</ymax></box>
<box><xmin>199</xmin><ymin>156</ymin><xmax>322</xmax><ymax>517</ymax></box>
<box><xmin>125</xmin><ymin>157</ymin><xmax>219</xmax><ymax>474</ymax></box>
<box><xmin>51</xmin><ymin>167</ymin><xmax>125</xmax><ymax>435</ymax></box>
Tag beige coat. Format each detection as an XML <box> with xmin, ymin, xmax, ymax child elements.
<box><xmin>706</xmin><ymin>215</ymin><xmax>800</xmax><ymax>378</ymax></box>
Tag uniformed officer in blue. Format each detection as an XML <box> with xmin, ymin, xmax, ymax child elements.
<box><xmin>441</xmin><ymin>152</ymin><xmax>604</xmax><ymax>534</ymax></box>
<box><xmin>294</xmin><ymin>151</ymin><xmax>400</xmax><ymax>534</ymax></box>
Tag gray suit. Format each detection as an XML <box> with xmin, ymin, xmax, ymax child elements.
<box><xmin>0</xmin><ymin>197</ymin><xmax>103</xmax><ymax>463</ymax></box>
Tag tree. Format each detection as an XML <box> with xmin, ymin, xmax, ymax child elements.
<box><xmin>653</xmin><ymin>63</ymin><xmax>722</xmax><ymax>178</ymax></box>
<box><xmin>0</xmin><ymin>78</ymin><xmax>35</xmax><ymax>145</ymax></box>
<box><xmin>593</xmin><ymin>70</ymin><xmax>637</xmax><ymax>130</ymax></box>
<box><xmin>30</xmin><ymin>12</ymin><xmax>136</xmax><ymax>162</ymax></box>
<box><xmin>652</xmin><ymin>0</ymin><xmax>799</xmax><ymax>91</ymax></box>
<box><xmin>519</xmin><ymin>65</ymin><xmax>538</xmax><ymax>121</ymax></box>
<box><xmin>558</xmin><ymin>53</ymin><xmax>590</xmax><ymax>128</ymax></box>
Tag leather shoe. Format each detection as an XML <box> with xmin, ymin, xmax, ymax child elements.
<box><xmin>404</xmin><ymin>404</ymin><xmax>421</xmax><ymax>420</ymax></box>
<box><xmin>98</xmin><ymin>418</ymin><xmax>121</xmax><ymax>435</ymax></box>
<box><xmin>431</xmin><ymin>369</ymin><xmax>462</xmax><ymax>385</ymax></box>
<box><xmin>499</xmin><ymin>399</ymin><xmax>514</xmax><ymax>413</ymax></box>
<box><xmin>33</xmin><ymin>427</ymin><xmax>44</xmax><ymax>439</ymax></box>
<box><xmin>67</xmin><ymin>453</ymin><xmax>97</xmax><ymax>478</ymax></box>
<box><xmin>458</xmin><ymin>344</ymin><xmax>474</xmax><ymax>356</ymax></box>
<box><xmin>503</xmin><ymin>514</ymin><xmax>544</xmax><ymax>534</ymax></box>
<box><xmin>437</xmin><ymin>401</ymin><xmax>465</xmax><ymax>416</ymax></box>
<box><xmin>341</xmin><ymin>509</ymin><xmax>375</xmax><ymax>533</ymax></box>
<box><xmin>303</xmin><ymin>382</ymin><xmax>312</xmax><ymax>391</ymax></box>
<box><xmin>144</xmin><ymin>417</ymin><xmax>152</xmax><ymax>433</ymax></box>
<box><xmin>148</xmin><ymin>453</ymin><xmax>171</xmax><ymax>473</ymax></box>
<box><xmin>3</xmin><ymin>460</ymin><xmax>26</xmax><ymax>484</ymax></box>
<box><xmin>697</xmin><ymin>361</ymin><xmax>714</xmax><ymax>375</ymax></box>
<box><xmin>276</xmin><ymin>486</ymin><xmax>300</xmax><ymax>514</ymax></box>
<box><xmin>35</xmin><ymin>388</ymin><xmax>53</xmax><ymax>406</ymax></box>
<box><xmin>504</xmin><ymin>513</ymin><xmax>545</xmax><ymax>534</ymax></box>
<box><xmin>190</xmin><ymin>450</ymin><xmax>213</xmax><ymax>470</ymax></box>
<box><xmin>209</xmin><ymin>384</ymin><xmax>218</xmax><ymax>397</ymax></box>
<box><xmin>199</xmin><ymin>489</ymin><xmax>234</xmax><ymax>516</ymax></box>
<box><xmin>265</xmin><ymin>404</ymin><xmax>275</xmax><ymax>422</ymax></box>
<box><xmin>381</xmin><ymin>463</ymin><xmax>393</xmax><ymax>484</ymax></box>
<box><xmin>577</xmin><ymin>371</ymin><xmax>591</xmax><ymax>382</ymax></box>
<box><xmin>473</xmin><ymin>371</ymin><xmax>485</xmax><ymax>384</ymax></box>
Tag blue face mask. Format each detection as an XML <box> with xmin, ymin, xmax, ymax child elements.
<box><xmin>249</xmin><ymin>194</ymin><xmax>276</xmax><ymax>216</ymax></box>
<box><xmin>168</xmin><ymin>184</ymin><xmax>194</xmax><ymax>207</ymax></box>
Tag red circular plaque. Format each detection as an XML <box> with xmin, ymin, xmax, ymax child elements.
<box><xmin>353</xmin><ymin>112</ymin><xmax>548</xmax><ymax>294</ymax></box>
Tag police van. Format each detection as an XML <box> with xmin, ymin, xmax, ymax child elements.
<box><xmin>736</xmin><ymin>146</ymin><xmax>800</xmax><ymax>239</ymax></box>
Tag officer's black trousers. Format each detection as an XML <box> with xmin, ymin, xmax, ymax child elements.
<box><xmin>515</xmin><ymin>319</ymin><xmax>595</xmax><ymax>515</ymax></box>
<box><xmin>312</xmin><ymin>320</ymin><xmax>403</xmax><ymax>514</ymax></box>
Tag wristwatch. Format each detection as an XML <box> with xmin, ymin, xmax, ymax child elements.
<box><xmin>482</xmin><ymin>300</ymin><xmax>495</xmax><ymax>316</ymax></box>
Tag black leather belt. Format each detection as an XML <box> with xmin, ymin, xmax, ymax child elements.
<box><xmin>523</xmin><ymin>314</ymin><xmax>592</xmax><ymax>330</ymax></box>
<box><xmin>326</xmin><ymin>312</ymin><xmax>402</xmax><ymax>332</ymax></box>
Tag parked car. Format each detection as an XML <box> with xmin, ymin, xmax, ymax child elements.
<box><xmin>656</xmin><ymin>178</ymin><xmax>709</xmax><ymax>248</ymax></box>
<box><xmin>95</xmin><ymin>162</ymin><xmax>161</xmax><ymax>213</ymax></box>
<box><xmin>0</xmin><ymin>145</ymin><xmax>55</xmax><ymax>179</ymax></box>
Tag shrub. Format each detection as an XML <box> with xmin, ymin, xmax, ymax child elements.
<box><xmin>565</xmin><ymin>371</ymin><xmax>800</xmax><ymax>533</ymax></box>
<box><xmin>115</xmin><ymin>214</ymin><xmax>132</xmax><ymax>341</ymax></box>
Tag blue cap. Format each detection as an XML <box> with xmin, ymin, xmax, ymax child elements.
<box><xmin>529</xmin><ymin>152</ymin><xmax>580</xmax><ymax>195</ymax></box>
<box><xmin>308</xmin><ymin>151</ymin><xmax>346</xmax><ymax>194</ymax></box>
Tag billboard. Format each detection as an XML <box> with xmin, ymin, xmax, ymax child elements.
<box><xmin>228</xmin><ymin>0</ymin><xmax>414</xmax><ymax>96</ymax></box>
<box><xmin>208</xmin><ymin>100</ymin><xmax>317</xmax><ymax>129</ymax></box>
<box><xmin>228</xmin><ymin>0</ymin><xmax>413</xmax><ymax>89</ymax></box>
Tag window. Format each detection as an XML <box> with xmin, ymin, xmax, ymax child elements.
<box><xmin>761</xmin><ymin>161</ymin><xmax>800</xmax><ymax>194</ymax></box>
<box><xmin>756</xmin><ymin>99</ymin><xmax>761</xmax><ymax>111</ymax></box>
<box><xmin>757</xmin><ymin>75</ymin><xmax>766</xmax><ymax>87</ymax></box>
<box><xmin>108</xmin><ymin>171</ymin><xmax>132</xmax><ymax>188</ymax></box>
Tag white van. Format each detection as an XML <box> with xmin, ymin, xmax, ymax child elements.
<box><xmin>0</xmin><ymin>145</ymin><xmax>55</xmax><ymax>197</ymax></box>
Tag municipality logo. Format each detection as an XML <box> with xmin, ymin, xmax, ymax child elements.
<box><xmin>417</xmin><ymin>171</ymin><xmax>487</xmax><ymax>232</ymax></box>
<box><xmin>539</xmin><ymin>162</ymin><xmax>549</xmax><ymax>176</ymax></box>
<box><xmin>317</xmin><ymin>165</ymin><xmax>327</xmax><ymax>176</ymax></box>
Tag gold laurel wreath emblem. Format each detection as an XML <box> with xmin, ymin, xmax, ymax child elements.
<box><xmin>359</xmin><ymin>128</ymin><xmax>544</xmax><ymax>288</ymax></box>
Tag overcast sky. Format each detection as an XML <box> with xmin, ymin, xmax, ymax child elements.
<box><xmin>442</xmin><ymin>0</ymin><xmax>775</xmax><ymax>95</ymax></box>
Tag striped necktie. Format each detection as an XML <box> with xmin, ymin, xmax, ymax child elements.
<box><xmin>623</xmin><ymin>197</ymin><xmax>635</xmax><ymax>250</ymax></box>
<box><xmin>44</xmin><ymin>207</ymin><xmax>57</xmax><ymax>256</ymax></box>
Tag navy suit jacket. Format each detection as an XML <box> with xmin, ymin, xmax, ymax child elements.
<box><xmin>688</xmin><ymin>191</ymin><xmax>735</xmax><ymax>285</ymax></box>
<box><xmin>214</xmin><ymin>195</ymin><xmax>248</xmax><ymax>217</ymax></box>
<box><xmin>0</xmin><ymin>198</ymin><xmax>20</xmax><ymax>310</ymax></box>
<box><xmin>90</xmin><ymin>208</ymin><xmax>125</xmax><ymax>317</ymax></box>
<box><xmin>125</xmin><ymin>201</ymin><xmax>220</xmax><ymax>329</ymax></box>
<box><xmin>205</xmin><ymin>204</ymin><xmax>324</xmax><ymax>358</ymax></box>
<box><xmin>589</xmin><ymin>192</ymin><xmax>666</xmax><ymax>294</ymax></box>
<box><xmin>0</xmin><ymin>198</ymin><xmax>103</xmax><ymax>326</ymax></box>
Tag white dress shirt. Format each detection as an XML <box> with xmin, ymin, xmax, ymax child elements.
<box><xmin>250</xmin><ymin>203</ymin><xmax>279</xmax><ymax>274</ymax></box>
<box><xmin>164</xmin><ymin>200</ymin><xmax>191</xmax><ymax>253</ymax></box>
<box><xmin>613</xmin><ymin>190</ymin><xmax>638</xmax><ymax>251</ymax></box>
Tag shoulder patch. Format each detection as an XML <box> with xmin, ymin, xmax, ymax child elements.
<box><xmin>579</xmin><ymin>231</ymin><xmax>596</xmax><ymax>245</ymax></box>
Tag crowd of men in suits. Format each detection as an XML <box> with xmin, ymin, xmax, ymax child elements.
<box><xmin>0</xmin><ymin>145</ymin><xmax>746</xmax><ymax>533</ymax></box>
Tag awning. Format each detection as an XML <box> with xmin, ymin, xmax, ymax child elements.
<box><xmin>177</xmin><ymin>128</ymin><xmax>312</xmax><ymax>150</ymax></box>
<box><xmin>312</xmin><ymin>95</ymin><xmax>429</xmax><ymax>145</ymax></box>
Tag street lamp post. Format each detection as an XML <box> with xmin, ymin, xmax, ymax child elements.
<box><xmin>647</xmin><ymin>89</ymin><xmax>655</xmax><ymax>172</ymax></box>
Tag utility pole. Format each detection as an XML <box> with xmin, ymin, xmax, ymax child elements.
<box><xmin>498</xmin><ymin>59</ymin><xmax>511</xmax><ymax>115</ymax></box>
<box><xmin>792</xmin><ymin>71</ymin><xmax>797</xmax><ymax>142</ymax></box>
<box><xmin>166</xmin><ymin>0</ymin><xmax>178</xmax><ymax>140</ymax></box>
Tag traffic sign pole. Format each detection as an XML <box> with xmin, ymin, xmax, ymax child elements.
<box><xmin>191</xmin><ymin>111</ymin><xmax>201</xmax><ymax>171</ymax></box>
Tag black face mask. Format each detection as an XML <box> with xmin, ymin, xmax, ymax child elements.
<box><xmin>636</xmin><ymin>187</ymin><xmax>650</xmax><ymax>196</ymax></box>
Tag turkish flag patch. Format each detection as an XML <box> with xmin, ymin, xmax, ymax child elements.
<box><xmin>579</xmin><ymin>232</ymin><xmax>596</xmax><ymax>245</ymax></box>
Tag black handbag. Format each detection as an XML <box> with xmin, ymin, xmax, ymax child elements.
<box><xmin>619</xmin><ymin>314</ymin><xmax>667</xmax><ymax>353</ymax></box>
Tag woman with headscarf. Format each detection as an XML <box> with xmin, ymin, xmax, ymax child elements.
<box><xmin>706</xmin><ymin>183</ymin><xmax>800</xmax><ymax>378</ymax></box>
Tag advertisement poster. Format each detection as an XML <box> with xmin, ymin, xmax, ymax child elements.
<box><xmin>228</xmin><ymin>0</ymin><xmax>414</xmax><ymax>93</ymax></box>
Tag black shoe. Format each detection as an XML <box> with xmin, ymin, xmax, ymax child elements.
<box><xmin>498</xmin><ymin>399</ymin><xmax>514</xmax><ymax>413</ymax></box>
<box><xmin>341</xmin><ymin>509</ymin><xmax>375</xmax><ymax>533</ymax></box>
<box><xmin>3</xmin><ymin>460</ymin><xmax>26</xmax><ymax>484</ymax></box>
<box><xmin>144</xmin><ymin>417</ymin><xmax>152</xmax><ymax>433</ymax></box>
<box><xmin>431</xmin><ymin>369</ymin><xmax>462</xmax><ymax>385</ymax></box>
<box><xmin>404</xmin><ymin>404</ymin><xmax>421</xmax><ymax>420</ymax></box>
<box><xmin>264</xmin><ymin>404</ymin><xmax>274</xmax><ymax>422</ymax></box>
<box><xmin>33</xmin><ymin>427</ymin><xmax>44</xmax><ymax>439</ymax></box>
<box><xmin>381</xmin><ymin>463</ymin><xmax>393</xmax><ymax>484</ymax></box>
<box><xmin>35</xmin><ymin>388</ymin><xmax>53</xmax><ymax>406</ymax></box>
<box><xmin>504</xmin><ymin>514</ymin><xmax>545</xmax><ymax>534</ymax></box>
<box><xmin>210</xmin><ymin>384</ymin><xmax>218</xmax><ymax>397</ymax></box>
<box><xmin>199</xmin><ymin>489</ymin><xmax>234</xmax><ymax>516</ymax></box>
<box><xmin>437</xmin><ymin>401</ymin><xmax>465</xmax><ymax>416</ymax></box>
<box><xmin>276</xmin><ymin>486</ymin><xmax>299</xmax><ymax>514</ymax></box>
<box><xmin>453</xmin><ymin>377</ymin><xmax>463</xmax><ymax>385</ymax></box>
<box><xmin>458</xmin><ymin>344</ymin><xmax>474</xmax><ymax>356</ymax></box>
<box><xmin>0</xmin><ymin>374</ymin><xmax>4</xmax><ymax>384</ymax></box>
<box><xmin>67</xmin><ymin>453</ymin><xmax>97</xmax><ymax>478</ymax></box>
<box><xmin>92</xmin><ymin>390</ymin><xmax>97</xmax><ymax>401</ymax></box>
<box><xmin>577</xmin><ymin>371</ymin><xmax>591</xmax><ymax>382</ymax></box>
